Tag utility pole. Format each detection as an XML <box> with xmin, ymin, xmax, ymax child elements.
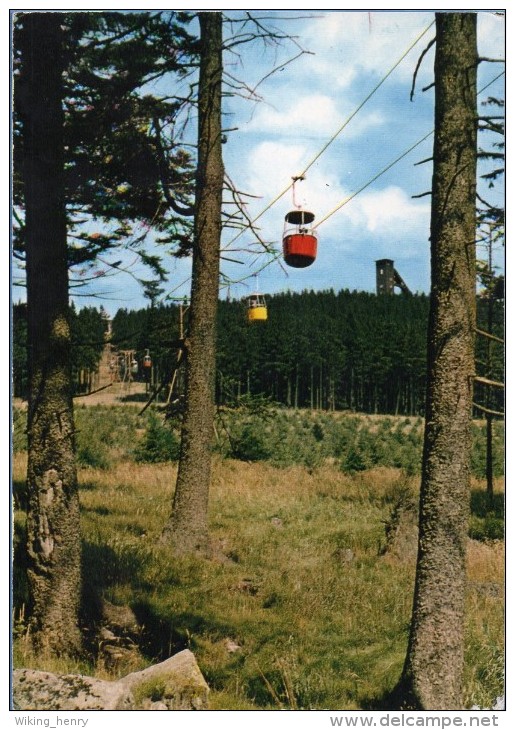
<box><xmin>485</xmin><ymin>224</ymin><xmax>494</xmax><ymax>503</ymax></box>
<box><xmin>166</xmin><ymin>299</ymin><xmax>189</xmax><ymax>406</ymax></box>
<box><xmin>119</xmin><ymin>349</ymin><xmax>137</xmax><ymax>392</ymax></box>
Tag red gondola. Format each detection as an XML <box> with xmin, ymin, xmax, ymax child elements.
<box><xmin>283</xmin><ymin>209</ymin><xmax>318</xmax><ymax>268</ymax></box>
<box><xmin>282</xmin><ymin>177</ymin><xmax>318</xmax><ymax>268</ymax></box>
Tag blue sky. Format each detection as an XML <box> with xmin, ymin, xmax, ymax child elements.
<box><xmin>9</xmin><ymin>5</ymin><xmax>506</xmax><ymax>315</ymax></box>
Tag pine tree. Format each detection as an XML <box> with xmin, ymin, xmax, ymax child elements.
<box><xmin>396</xmin><ymin>12</ymin><xmax>478</xmax><ymax>709</ymax></box>
<box><xmin>161</xmin><ymin>12</ymin><xmax>224</xmax><ymax>555</ymax></box>
<box><xmin>17</xmin><ymin>12</ymin><xmax>82</xmax><ymax>655</ymax></box>
<box><xmin>13</xmin><ymin>11</ymin><xmax>197</xmax><ymax>294</ymax></box>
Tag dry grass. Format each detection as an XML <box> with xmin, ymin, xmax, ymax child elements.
<box><xmin>11</xmin><ymin>408</ymin><xmax>504</xmax><ymax>710</ymax></box>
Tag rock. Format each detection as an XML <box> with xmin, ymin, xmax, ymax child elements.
<box><xmin>224</xmin><ymin>638</ymin><xmax>242</xmax><ymax>653</ymax></box>
<box><xmin>101</xmin><ymin>599</ymin><xmax>140</xmax><ymax>635</ymax></box>
<box><xmin>13</xmin><ymin>650</ymin><xmax>209</xmax><ymax>711</ymax></box>
<box><xmin>100</xmin><ymin>643</ymin><xmax>142</xmax><ymax>672</ymax></box>
<box><xmin>233</xmin><ymin>578</ymin><xmax>259</xmax><ymax>595</ymax></box>
<box><xmin>123</xmin><ymin>650</ymin><xmax>209</xmax><ymax>710</ymax></box>
<box><xmin>334</xmin><ymin>547</ymin><xmax>355</xmax><ymax>563</ymax></box>
<box><xmin>13</xmin><ymin>669</ymin><xmax>134</xmax><ymax>711</ymax></box>
<box><xmin>96</xmin><ymin>600</ymin><xmax>145</xmax><ymax>672</ymax></box>
<box><xmin>99</xmin><ymin>627</ymin><xmax>118</xmax><ymax>642</ymax></box>
<box><xmin>141</xmin><ymin>699</ymin><xmax>169</xmax><ymax>710</ymax></box>
<box><xmin>471</xmin><ymin>695</ymin><xmax>505</xmax><ymax>711</ymax></box>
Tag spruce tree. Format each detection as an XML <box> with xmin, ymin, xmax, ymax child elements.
<box><xmin>161</xmin><ymin>12</ymin><xmax>224</xmax><ymax>555</ymax></box>
<box><xmin>17</xmin><ymin>12</ymin><xmax>82</xmax><ymax>655</ymax></box>
<box><xmin>396</xmin><ymin>13</ymin><xmax>478</xmax><ymax>709</ymax></box>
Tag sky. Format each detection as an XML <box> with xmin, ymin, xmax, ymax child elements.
<box><xmin>9</xmin><ymin>5</ymin><xmax>506</xmax><ymax>315</ymax></box>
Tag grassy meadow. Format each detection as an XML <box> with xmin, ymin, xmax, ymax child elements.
<box><xmin>12</xmin><ymin>404</ymin><xmax>504</xmax><ymax>710</ymax></box>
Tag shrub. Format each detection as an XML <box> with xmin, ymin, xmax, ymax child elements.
<box><xmin>134</xmin><ymin>414</ymin><xmax>180</xmax><ymax>463</ymax></box>
<box><xmin>230</xmin><ymin>423</ymin><xmax>273</xmax><ymax>462</ymax></box>
<box><xmin>469</xmin><ymin>515</ymin><xmax>504</xmax><ymax>542</ymax></box>
<box><xmin>77</xmin><ymin>440</ymin><xmax>110</xmax><ymax>470</ymax></box>
<box><xmin>341</xmin><ymin>445</ymin><xmax>369</xmax><ymax>474</ymax></box>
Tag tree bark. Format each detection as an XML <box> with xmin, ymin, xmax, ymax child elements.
<box><xmin>19</xmin><ymin>13</ymin><xmax>82</xmax><ymax>654</ymax></box>
<box><xmin>396</xmin><ymin>13</ymin><xmax>477</xmax><ymax>709</ymax></box>
<box><xmin>161</xmin><ymin>12</ymin><xmax>223</xmax><ymax>555</ymax></box>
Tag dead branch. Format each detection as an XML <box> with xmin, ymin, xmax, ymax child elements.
<box><xmin>249</xmin><ymin>49</ymin><xmax>314</xmax><ymax>97</ymax></box>
<box><xmin>472</xmin><ymin>402</ymin><xmax>504</xmax><ymax>418</ymax></box>
<box><xmin>478</xmin><ymin>56</ymin><xmax>505</xmax><ymax>63</ymax></box>
<box><xmin>223</xmin><ymin>172</ymin><xmax>276</xmax><ymax>256</ymax></box>
<box><xmin>410</xmin><ymin>36</ymin><xmax>436</xmax><ymax>101</ymax></box>
<box><xmin>414</xmin><ymin>156</ymin><xmax>433</xmax><ymax>166</ymax></box>
<box><xmin>73</xmin><ymin>383</ymin><xmax>112</xmax><ymax>399</ymax></box>
<box><xmin>474</xmin><ymin>375</ymin><xmax>504</xmax><ymax>389</ymax></box>
<box><xmin>475</xmin><ymin>328</ymin><xmax>504</xmax><ymax>344</ymax></box>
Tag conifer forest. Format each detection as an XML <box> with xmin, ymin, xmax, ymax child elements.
<box><xmin>12</xmin><ymin>290</ymin><xmax>504</xmax><ymax>418</ymax></box>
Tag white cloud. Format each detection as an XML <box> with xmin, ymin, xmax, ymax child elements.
<box><xmin>243</xmin><ymin>141</ymin><xmax>310</xmax><ymax>194</ymax></box>
<box><xmin>245</xmin><ymin>94</ymin><xmax>342</xmax><ymax>137</ymax></box>
<box><xmin>300</xmin><ymin>11</ymin><xmax>435</xmax><ymax>86</ymax></box>
<box><xmin>228</xmin><ymin>138</ymin><xmax>430</xmax><ymax>252</ymax></box>
<box><xmin>344</xmin><ymin>185</ymin><xmax>429</xmax><ymax>231</ymax></box>
<box><xmin>478</xmin><ymin>12</ymin><xmax>505</xmax><ymax>60</ymax></box>
<box><xmin>241</xmin><ymin>140</ymin><xmax>349</xmax><ymax>215</ymax></box>
<box><xmin>221</xmin><ymin>9</ymin><xmax>503</xmax><ymax>299</ymax></box>
<box><xmin>240</xmin><ymin>92</ymin><xmax>386</xmax><ymax>152</ymax></box>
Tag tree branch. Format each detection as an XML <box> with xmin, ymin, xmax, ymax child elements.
<box><xmin>410</xmin><ymin>36</ymin><xmax>436</xmax><ymax>101</ymax></box>
<box><xmin>475</xmin><ymin>328</ymin><xmax>504</xmax><ymax>344</ymax></box>
<box><xmin>152</xmin><ymin>116</ymin><xmax>195</xmax><ymax>216</ymax></box>
<box><xmin>472</xmin><ymin>402</ymin><xmax>504</xmax><ymax>418</ymax></box>
<box><xmin>478</xmin><ymin>56</ymin><xmax>505</xmax><ymax>63</ymax></box>
<box><xmin>474</xmin><ymin>375</ymin><xmax>504</xmax><ymax>389</ymax></box>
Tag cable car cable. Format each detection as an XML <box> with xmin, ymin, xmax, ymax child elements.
<box><xmin>223</xmin><ymin>19</ymin><xmax>436</xmax><ymax>251</ymax></box>
<box><xmin>153</xmin><ymin>20</ymin><xmax>438</xmax><ymax>294</ymax></box>
<box><xmin>315</xmin><ymin>69</ymin><xmax>505</xmax><ymax>230</ymax></box>
<box><xmin>155</xmin><ymin>67</ymin><xmax>504</xmax><ymax>297</ymax></box>
<box><xmin>316</xmin><ymin>131</ymin><xmax>434</xmax><ymax>229</ymax></box>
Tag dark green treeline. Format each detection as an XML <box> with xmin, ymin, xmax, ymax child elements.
<box><xmin>217</xmin><ymin>290</ymin><xmax>430</xmax><ymax>415</ymax></box>
<box><xmin>12</xmin><ymin>302</ymin><xmax>106</xmax><ymax>398</ymax></box>
<box><xmin>12</xmin><ymin>289</ymin><xmax>503</xmax><ymax>417</ymax></box>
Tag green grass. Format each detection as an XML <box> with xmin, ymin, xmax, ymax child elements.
<box><xmin>12</xmin><ymin>406</ymin><xmax>504</xmax><ymax>709</ymax></box>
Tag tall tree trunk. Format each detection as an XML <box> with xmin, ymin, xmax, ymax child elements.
<box><xmin>396</xmin><ymin>13</ymin><xmax>477</xmax><ymax>709</ymax></box>
<box><xmin>161</xmin><ymin>12</ymin><xmax>223</xmax><ymax>555</ymax></box>
<box><xmin>19</xmin><ymin>13</ymin><xmax>82</xmax><ymax>655</ymax></box>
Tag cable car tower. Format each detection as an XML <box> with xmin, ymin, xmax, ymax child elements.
<box><xmin>283</xmin><ymin>176</ymin><xmax>318</xmax><ymax>268</ymax></box>
<box><xmin>376</xmin><ymin>259</ymin><xmax>411</xmax><ymax>295</ymax></box>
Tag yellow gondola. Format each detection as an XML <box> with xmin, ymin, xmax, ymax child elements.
<box><xmin>247</xmin><ymin>293</ymin><xmax>268</xmax><ymax>322</ymax></box>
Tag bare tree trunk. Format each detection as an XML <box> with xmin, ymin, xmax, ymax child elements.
<box><xmin>161</xmin><ymin>12</ymin><xmax>223</xmax><ymax>555</ymax></box>
<box><xmin>19</xmin><ymin>13</ymin><xmax>82</xmax><ymax>655</ymax></box>
<box><xmin>396</xmin><ymin>13</ymin><xmax>477</xmax><ymax>709</ymax></box>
